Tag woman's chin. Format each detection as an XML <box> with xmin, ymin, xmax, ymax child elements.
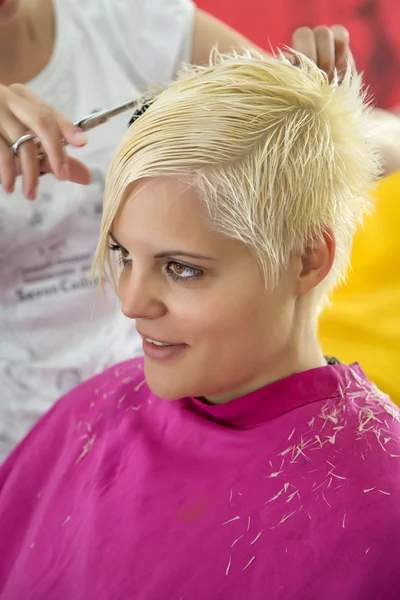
<box><xmin>147</xmin><ymin>381</ymin><xmax>186</xmax><ymax>401</ymax></box>
<box><xmin>144</xmin><ymin>368</ymin><xmax>190</xmax><ymax>401</ymax></box>
<box><xmin>144</xmin><ymin>356</ymin><xmax>198</xmax><ymax>400</ymax></box>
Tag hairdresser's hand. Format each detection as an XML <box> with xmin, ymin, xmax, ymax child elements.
<box><xmin>291</xmin><ymin>25</ymin><xmax>355</xmax><ymax>81</ymax></box>
<box><xmin>291</xmin><ymin>25</ymin><xmax>400</xmax><ymax>176</ymax></box>
<box><xmin>0</xmin><ymin>83</ymin><xmax>92</xmax><ymax>200</ymax></box>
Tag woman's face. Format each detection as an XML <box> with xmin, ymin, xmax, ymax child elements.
<box><xmin>112</xmin><ymin>177</ymin><xmax>300</xmax><ymax>403</ymax></box>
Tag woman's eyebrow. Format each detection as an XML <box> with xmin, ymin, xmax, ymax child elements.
<box><xmin>153</xmin><ymin>250</ymin><xmax>216</xmax><ymax>261</ymax></box>
<box><xmin>109</xmin><ymin>233</ymin><xmax>215</xmax><ymax>261</ymax></box>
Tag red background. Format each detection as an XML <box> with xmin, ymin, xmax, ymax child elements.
<box><xmin>196</xmin><ymin>0</ymin><xmax>400</xmax><ymax>109</ymax></box>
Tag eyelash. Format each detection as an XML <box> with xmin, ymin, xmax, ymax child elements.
<box><xmin>163</xmin><ymin>261</ymin><xmax>202</xmax><ymax>283</ymax></box>
<box><xmin>109</xmin><ymin>242</ymin><xmax>130</xmax><ymax>265</ymax></box>
<box><xmin>108</xmin><ymin>242</ymin><xmax>203</xmax><ymax>283</ymax></box>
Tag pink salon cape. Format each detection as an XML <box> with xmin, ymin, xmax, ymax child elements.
<box><xmin>1</xmin><ymin>357</ymin><xmax>400</xmax><ymax>600</ymax></box>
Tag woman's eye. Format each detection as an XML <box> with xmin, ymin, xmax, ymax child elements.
<box><xmin>118</xmin><ymin>251</ymin><xmax>131</xmax><ymax>266</ymax></box>
<box><xmin>108</xmin><ymin>242</ymin><xmax>131</xmax><ymax>266</ymax></box>
<box><xmin>165</xmin><ymin>261</ymin><xmax>202</xmax><ymax>281</ymax></box>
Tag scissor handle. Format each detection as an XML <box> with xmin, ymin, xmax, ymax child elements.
<box><xmin>11</xmin><ymin>133</ymin><xmax>39</xmax><ymax>156</ymax></box>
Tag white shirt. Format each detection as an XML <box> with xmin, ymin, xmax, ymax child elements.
<box><xmin>0</xmin><ymin>0</ymin><xmax>195</xmax><ymax>461</ymax></box>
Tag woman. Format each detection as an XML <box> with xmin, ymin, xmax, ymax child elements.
<box><xmin>0</xmin><ymin>0</ymin><xmax>367</xmax><ymax>463</ymax></box>
<box><xmin>1</xmin><ymin>49</ymin><xmax>399</xmax><ymax>599</ymax></box>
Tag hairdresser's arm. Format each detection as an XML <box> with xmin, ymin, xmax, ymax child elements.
<box><xmin>191</xmin><ymin>9</ymin><xmax>267</xmax><ymax>64</ymax></box>
<box><xmin>369</xmin><ymin>108</ymin><xmax>400</xmax><ymax>176</ymax></box>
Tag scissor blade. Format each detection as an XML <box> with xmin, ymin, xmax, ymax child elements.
<box><xmin>75</xmin><ymin>99</ymin><xmax>140</xmax><ymax>131</ymax></box>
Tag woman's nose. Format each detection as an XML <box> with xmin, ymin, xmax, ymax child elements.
<box><xmin>119</xmin><ymin>268</ymin><xmax>166</xmax><ymax>320</ymax></box>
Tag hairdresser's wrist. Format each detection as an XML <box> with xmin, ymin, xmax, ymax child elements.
<box><xmin>370</xmin><ymin>108</ymin><xmax>400</xmax><ymax>177</ymax></box>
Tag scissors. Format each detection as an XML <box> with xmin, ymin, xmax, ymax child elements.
<box><xmin>11</xmin><ymin>98</ymin><xmax>143</xmax><ymax>160</ymax></box>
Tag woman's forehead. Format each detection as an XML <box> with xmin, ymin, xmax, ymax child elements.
<box><xmin>113</xmin><ymin>177</ymin><xmax>206</xmax><ymax>237</ymax></box>
<box><xmin>111</xmin><ymin>177</ymin><xmax>252</xmax><ymax>264</ymax></box>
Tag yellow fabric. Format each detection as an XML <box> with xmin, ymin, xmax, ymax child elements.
<box><xmin>319</xmin><ymin>171</ymin><xmax>400</xmax><ymax>404</ymax></box>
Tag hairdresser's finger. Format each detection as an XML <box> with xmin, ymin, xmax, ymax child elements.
<box><xmin>313</xmin><ymin>26</ymin><xmax>335</xmax><ymax>79</ymax></box>
<box><xmin>0</xmin><ymin>106</ymin><xmax>41</xmax><ymax>198</ymax></box>
<box><xmin>0</xmin><ymin>134</ymin><xmax>16</xmax><ymax>194</ymax></box>
<box><xmin>39</xmin><ymin>155</ymin><xmax>93</xmax><ymax>186</ymax></box>
<box><xmin>10</xmin><ymin>84</ymin><xmax>88</xmax><ymax>148</ymax></box>
<box><xmin>8</xmin><ymin>88</ymin><xmax>81</xmax><ymax>182</ymax></box>
<box><xmin>331</xmin><ymin>25</ymin><xmax>356</xmax><ymax>75</ymax></box>
<box><xmin>18</xmin><ymin>138</ymin><xmax>40</xmax><ymax>200</ymax></box>
<box><xmin>5</xmin><ymin>88</ymin><xmax>68</xmax><ymax>185</ymax></box>
<box><xmin>292</xmin><ymin>27</ymin><xmax>317</xmax><ymax>64</ymax></box>
<box><xmin>68</xmin><ymin>158</ymin><xmax>93</xmax><ymax>185</ymax></box>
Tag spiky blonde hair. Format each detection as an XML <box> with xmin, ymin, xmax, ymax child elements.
<box><xmin>93</xmin><ymin>49</ymin><xmax>381</xmax><ymax>304</ymax></box>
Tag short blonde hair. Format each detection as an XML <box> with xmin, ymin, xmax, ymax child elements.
<box><xmin>93</xmin><ymin>50</ymin><xmax>381</xmax><ymax>303</ymax></box>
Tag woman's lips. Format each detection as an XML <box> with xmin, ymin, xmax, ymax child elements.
<box><xmin>142</xmin><ymin>338</ymin><xmax>188</xmax><ymax>361</ymax></box>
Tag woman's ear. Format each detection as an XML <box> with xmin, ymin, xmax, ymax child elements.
<box><xmin>296</xmin><ymin>228</ymin><xmax>336</xmax><ymax>296</ymax></box>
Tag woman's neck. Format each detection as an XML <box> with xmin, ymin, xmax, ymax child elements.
<box><xmin>204</xmin><ymin>339</ymin><xmax>326</xmax><ymax>406</ymax></box>
<box><xmin>0</xmin><ymin>0</ymin><xmax>55</xmax><ymax>85</ymax></box>
<box><xmin>204</xmin><ymin>297</ymin><xmax>326</xmax><ymax>406</ymax></box>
